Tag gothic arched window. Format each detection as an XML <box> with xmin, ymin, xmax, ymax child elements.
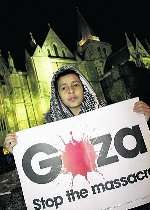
<box><xmin>53</xmin><ymin>44</ymin><xmax>59</xmax><ymax>57</ymax></box>
<box><xmin>97</xmin><ymin>47</ymin><xmax>101</xmax><ymax>52</ymax></box>
<box><xmin>62</xmin><ymin>50</ymin><xmax>65</xmax><ymax>58</ymax></box>
<box><xmin>47</xmin><ymin>49</ymin><xmax>51</xmax><ymax>57</ymax></box>
<box><xmin>103</xmin><ymin>48</ymin><xmax>107</xmax><ymax>57</ymax></box>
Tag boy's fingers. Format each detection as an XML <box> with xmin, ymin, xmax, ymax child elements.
<box><xmin>6</xmin><ymin>133</ymin><xmax>17</xmax><ymax>138</ymax></box>
<box><xmin>133</xmin><ymin>101</ymin><xmax>150</xmax><ymax>112</ymax></box>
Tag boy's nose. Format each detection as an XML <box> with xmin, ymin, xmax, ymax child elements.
<box><xmin>68</xmin><ymin>86</ymin><xmax>74</xmax><ymax>93</ymax></box>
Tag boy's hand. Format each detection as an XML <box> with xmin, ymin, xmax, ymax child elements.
<box><xmin>3</xmin><ymin>133</ymin><xmax>17</xmax><ymax>154</ymax></box>
<box><xmin>133</xmin><ymin>101</ymin><xmax>150</xmax><ymax>121</ymax></box>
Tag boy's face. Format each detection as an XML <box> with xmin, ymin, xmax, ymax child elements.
<box><xmin>57</xmin><ymin>73</ymin><xmax>84</xmax><ymax>114</ymax></box>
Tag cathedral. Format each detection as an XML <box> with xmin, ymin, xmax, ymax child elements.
<box><xmin>0</xmin><ymin>11</ymin><xmax>150</xmax><ymax>145</ymax></box>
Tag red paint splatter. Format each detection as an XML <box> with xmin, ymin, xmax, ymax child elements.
<box><xmin>61</xmin><ymin>139</ymin><xmax>96</xmax><ymax>177</ymax></box>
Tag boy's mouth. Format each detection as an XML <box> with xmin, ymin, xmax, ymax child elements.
<box><xmin>68</xmin><ymin>96</ymin><xmax>77</xmax><ymax>102</ymax></box>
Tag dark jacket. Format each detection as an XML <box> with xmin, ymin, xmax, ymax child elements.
<box><xmin>0</xmin><ymin>146</ymin><xmax>16</xmax><ymax>175</ymax></box>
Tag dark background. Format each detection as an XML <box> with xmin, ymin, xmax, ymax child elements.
<box><xmin>0</xmin><ymin>0</ymin><xmax>150</xmax><ymax>68</ymax></box>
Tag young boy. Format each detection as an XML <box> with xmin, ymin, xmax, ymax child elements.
<box><xmin>1</xmin><ymin>65</ymin><xmax>150</xmax><ymax>210</ymax></box>
<box><xmin>3</xmin><ymin>65</ymin><xmax>150</xmax><ymax>165</ymax></box>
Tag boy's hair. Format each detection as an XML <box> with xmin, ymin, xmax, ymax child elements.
<box><xmin>54</xmin><ymin>69</ymin><xmax>80</xmax><ymax>90</ymax></box>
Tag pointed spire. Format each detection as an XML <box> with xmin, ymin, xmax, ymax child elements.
<box><xmin>29</xmin><ymin>32</ymin><xmax>37</xmax><ymax>47</ymax></box>
<box><xmin>125</xmin><ymin>33</ymin><xmax>136</xmax><ymax>60</ymax></box>
<box><xmin>48</xmin><ymin>22</ymin><xmax>51</xmax><ymax>29</ymax></box>
<box><xmin>134</xmin><ymin>34</ymin><xmax>149</xmax><ymax>57</ymax></box>
<box><xmin>133</xmin><ymin>34</ymin><xmax>144</xmax><ymax>67</ymax></box>
<box><xmin>76</xmin><ymin>8</ymin><xmax>100</xmax><ymax>46</ymax></box>
<box><xmin>8</xmin><ymin>51</ymin><xmax>16</xmax><ymax>72</ymax></box>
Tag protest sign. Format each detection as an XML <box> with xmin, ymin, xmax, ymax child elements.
<box><xmin>13</xmin><ymin>98</ymin><xmax>150</xmax><ymax>210</ymax></box>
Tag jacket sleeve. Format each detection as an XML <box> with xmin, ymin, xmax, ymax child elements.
<box><xmin>0</xmin><ymin>146</ymin><xmax>16</xmax><ymax>175</ymax></box>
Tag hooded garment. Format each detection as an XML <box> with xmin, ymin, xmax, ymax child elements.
<box><xmin>45</xmin><ymin>65</ymin><xmax>106</xmax><ymax>123</ymax></box>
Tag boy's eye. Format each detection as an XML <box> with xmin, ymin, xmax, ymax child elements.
<box><xmin>61</xmin><ymin>86</ymin><xmax>66</xmax><ymax>90</ymax></box>
<box><xmin>73</xmin><ymin>83</ymin><xmax>80</xmax><ymax>87</ymax></box>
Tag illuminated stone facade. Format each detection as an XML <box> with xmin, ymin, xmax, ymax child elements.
<box><xmin>0</xmin><ymin>24</ymin><xmax>150</xmax><ymax>145</ymax></box>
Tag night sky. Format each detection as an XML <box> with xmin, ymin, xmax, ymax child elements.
<box><xmin>0</xmin><ymin>0</ymin><xmax>150</xmax><ymax>68</ymax></box>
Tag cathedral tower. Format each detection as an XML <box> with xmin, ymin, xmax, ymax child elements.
<box><xmin>76</xmin><ymin>9</ymin><xmax>111</xmax><ymax>102</ymax></box>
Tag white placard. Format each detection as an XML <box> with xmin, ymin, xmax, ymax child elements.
<box><xmin>13</xmin><ymin>98</ymin><xmax>150</xmax><ymax>210</ymax></box>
